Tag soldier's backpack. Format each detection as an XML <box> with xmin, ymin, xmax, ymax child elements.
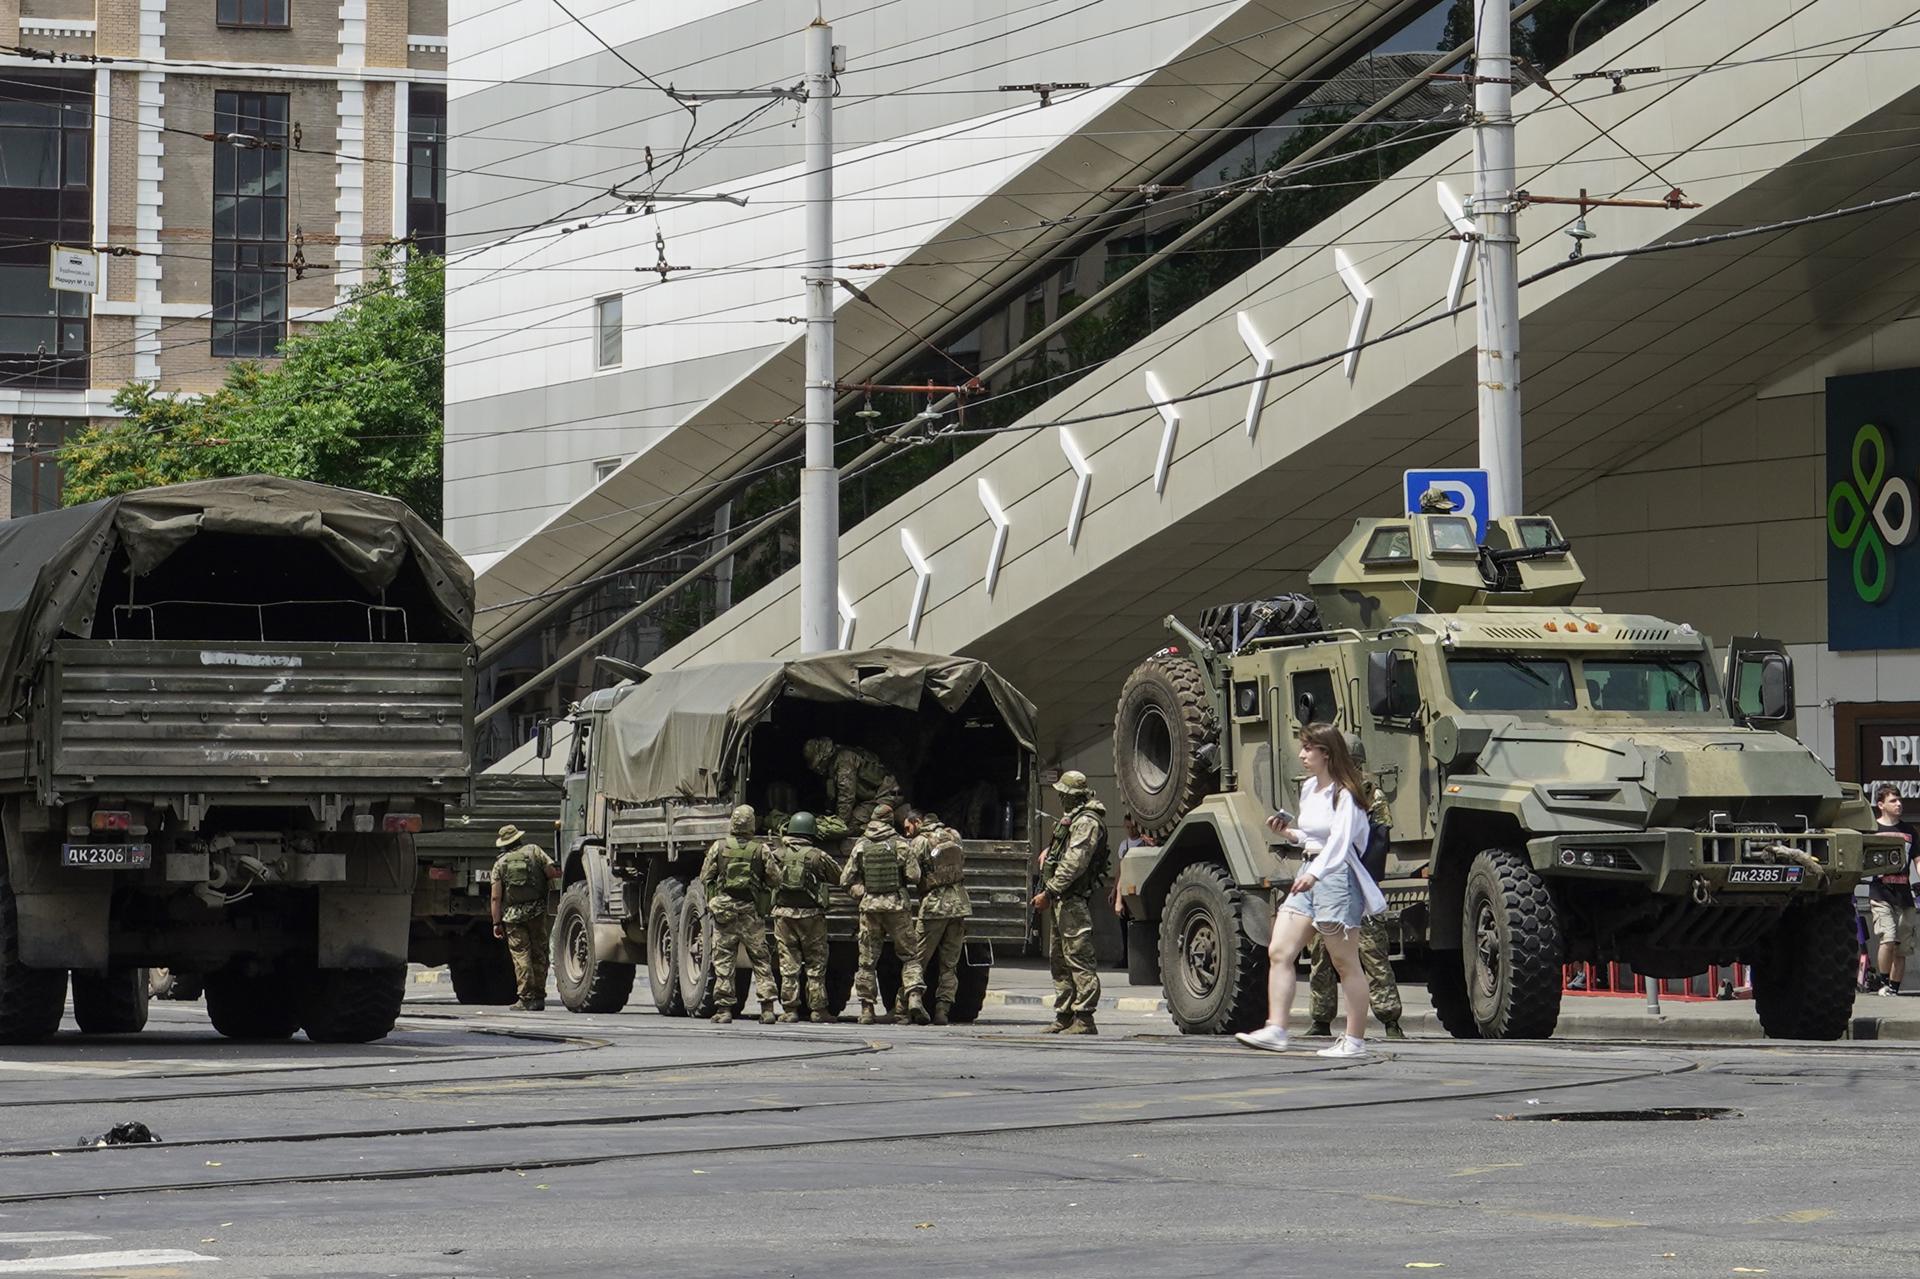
<box><xmin>859</xmin><ymin>837</ymin><xmax>903</xmax><ymax>895</ymax></box>
<box><xmin>498</xmin><ymin>848</ymin><xmax>546</xmax><ymax>906</ymax></box>
<box><xmin>922</xmin><ymin>826</ymin><xmax>965</xmax><ymax>887</ymax></box>
<box><xmin>720</xmin><ymin>838</ymin><xmax>760</xmax><ymax>898</ymax></box>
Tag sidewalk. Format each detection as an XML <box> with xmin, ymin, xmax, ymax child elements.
<box><xmin>983</xmin><ymin>958</ymin><xmax>1920</xmax><ymax>1042</ymax></box>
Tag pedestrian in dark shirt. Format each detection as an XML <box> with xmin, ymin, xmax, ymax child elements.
<box><xmin>1870</xmin><ymin>785</ymin><xmax>1919</xmax><ymax>996</ymax></box>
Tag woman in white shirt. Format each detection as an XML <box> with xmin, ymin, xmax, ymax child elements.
<box><xmin>1235</xmin><ymin>722</ymin><xmax>1388</xmax><ymax>1058</ymax></box>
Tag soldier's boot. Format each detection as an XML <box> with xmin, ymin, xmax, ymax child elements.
<box><xmin>930</xmin><ymin>1003</ymin><xmax>951</xmax><ymax>1026</ymax></box>
<box><xmin>857</xmin><ymin>1002</ymin><xmax>877</xmax><ymax>1026</ymax></box>
<box><xmin>1307</xmin><ymin>1020</ymin><xmax>1332</xmax><ymax>1037</ymax></box>
<box><xmin>1382</xmin><ymin>1018</ymin><xmax>1406</xmax><ymax>1041</ymax></box>
<box><xmin>809</xmin><ymin>1009</ymin><xmax>830</xmax><ymax>1023</ymax></box>
<box><xmin>711</xmin><ymin>1009</ymin><xmax>733</xmax><ymax>1025</ymax></box>
<box><xmin>530</xmin><ymin>998</ymin><xmax>546</xmax><ymax>1012</ymax></box>
<box><xmin>907</xmin><ymin>993</ymin><xmax>930</xmax><ymax>1026</ymax></box>
<box><xmin>1045</xmin><ymin>1015</ymin><xmax>1072</xmax><ymax>1034</ymax></box>
<box><xmin>759</xmin><ymin>1004</ymin><xmax>778</xmax><ymax>1025</ymax></box>
<box><xmin>509</xmin><ymin>1000</ymin><xmax>535</xmax><ymax>1012</ymax></box>
<box><xmin>1061</xmin><ymin>1014</ymin><xmax>1097</xmax><ymax>1035</ymax></box>
<box><xmin>776</xmin><ymin>1011</ymin><xmax>799</xmax><ymax>1024</ymax></box>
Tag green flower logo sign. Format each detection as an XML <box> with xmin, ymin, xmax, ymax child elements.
<box><xmin>1829</xmin><ymin>423</ymin><xmax>1916</xmax><ymax>603</ymax></box>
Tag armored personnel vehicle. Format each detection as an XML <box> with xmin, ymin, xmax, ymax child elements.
<box><xmin>1114</xmin><ymin>510</ymin><xmax>1893</xmax><ymax>1041</ymax></box>
<box><xmin>538</xmin><ymin>649</ymin><xmax>1037</xmax><ymax>1021</ymax></box>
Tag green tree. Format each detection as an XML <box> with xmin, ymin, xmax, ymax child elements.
<box><xmin>1440</xmin><ymin>0</ymin><xmax>1656</xmax><ymax>66</ymax></box>
<box><xmin>60</xmin><ymin>251</ymin><xmax>445</xmax><ymax>522</ymax></box>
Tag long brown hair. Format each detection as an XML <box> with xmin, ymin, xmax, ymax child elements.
<box><xmin>1300</xmin><ymin>722</ymin><xmax>1368</xmax><ymax>808</ymax></box>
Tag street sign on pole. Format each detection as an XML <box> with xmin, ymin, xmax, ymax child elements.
<box><xmin>1404</xmin><ymin>468</ymin><xmax>1490</xmax><ymax>542</ymax></box>
<box><xmin>49</xmin><ymin>246</ymin><xmax>97</xmax><ymax>294</ymax></box>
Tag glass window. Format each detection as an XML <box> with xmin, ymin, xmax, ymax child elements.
<box><xmin>211</xmin><ymin>92</ymin><xmax>288</xmax><ymax>358</ymax></box>
<box><xmin>596</xmin><ymin>295</ymin><xmax>622</xmax><ymax>369</ymax></box>
<box><xmin>1446</xmin><ymin>657</ymin><xmax>1577</xmax><ymax>711</ymax></box>
<box><xmin>593</xmin><ymin>458</ymin><xmax>621</xmax><ymax>484</ymax></box>
<box><xmin>0</xmin><ymin>72</ymin><xmax>91</xmax><ymax>390</ymax></box>
<box><xmin>1362</xmin><ymin>525</ymin><xmax>1413</xmax><ymax>564</ymax></box>
<box><xmin>1429</xmin><ymin>516</ymin><xmax>1477</xmax><ymax>553</ymax></box>
<box><xmin>1515</xmin><ymin>517</ymin><xmax>1561</xmax><ymax>549</ymax></box>
<box><xmin>217</xmin><ymin>0</ymin><xmax>290</xmax><ymax>27</ymax></box>
<box><xmin>406</xmin><ymin>88</ymin><xmax>446</xmax><ymax>256</ymax></box>
<box><xmin>1582</xmin><ymin>659</ymin><xmax>1710</xmax><ymax>712</ymax></box>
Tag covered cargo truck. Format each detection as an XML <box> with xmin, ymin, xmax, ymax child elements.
<box><xmin>0</xmin><ymin>476</ymin><xmax>474</xmax><ymax>1043</ymax></box>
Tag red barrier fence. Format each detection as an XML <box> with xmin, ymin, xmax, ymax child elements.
<box><xmin>1562</xmin><ymin>962</ymin><xmax>1748</xmax><ymax>1001</ymax></box>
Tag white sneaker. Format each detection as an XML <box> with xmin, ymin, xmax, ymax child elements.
<box><xmin>1235</xmin><ymin>1024</ymin><xmax>1290</xmax><ymax>1052</ymax></box>
<box><xmin>1316</xmin><ymin>1035</ymin><xmax>1368</xmax><ymax>1058</ymax></box>
<box><xmin>1880</xmin><ymin>985</ymin><xmax>1900</xmax><ymax>997</ymax></box>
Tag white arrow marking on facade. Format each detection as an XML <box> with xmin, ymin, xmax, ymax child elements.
<box><xmin>1436</xmin><ymin>181</ymin><xmax>1476</xmax><ymax>311</ymax></box>
<box><xmin>1236</xmin><ymin>311</ymin><xmax>1274</xmax><ymax>441</ymax></box>
<box><xmin>977</xmin><ymin>478</ymin><xmax>1010</xmax><ymax>596</ymax></box>
<box><xmin>1060</xmin><ymin>429</ymin><xmax>1092</xmax><ymax>547</ymax></box>
<box><xmin>837</xmin><ymin>588</ymin><xmax>856</xmax><ymax>649</ymax></box>
<box><xmin>900</xmin><ymin>529</ymin><xmax>931</xmax><ymax>642</ymax></box>
<box><xmin>1144</xmin><ymin>371</ymin><xmax>1180</xmax><ymax>496</ymax></box>
<box><xmin>1333</xmin><ymin>247</ymin><xmax>1373</xmax><ymax>383</ymax></box>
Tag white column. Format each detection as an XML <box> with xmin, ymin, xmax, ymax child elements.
<box><xmin>1473</xmin><ymin>0</ymin><xmax>1523</xmax><ymax>517</ymax></box>
<box><xmin>797</xmin><ymin>19</ymin><xmax>839</xmax><ymax>653</ymax></box>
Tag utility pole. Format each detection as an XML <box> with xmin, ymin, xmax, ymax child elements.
<box><xmin>1472</xmin><ymin>0</ymin><xmax>1523</xmax><ymax>518</ymax></box>
<box><xmin>798</xmin><ymin>18</ymin><xmax>842</xmax><ymax>653</ymax></box>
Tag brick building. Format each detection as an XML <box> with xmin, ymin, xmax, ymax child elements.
<box><xmin>0</xmin><ymin>0</ymin><xmax>446</xmax><ymax>514</ymax></box>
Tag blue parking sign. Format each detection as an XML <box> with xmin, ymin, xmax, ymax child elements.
<box><xmin>1403</xmin><ymin>469</ymin><xmax>1490</xmax><ymax>542</ymax></box>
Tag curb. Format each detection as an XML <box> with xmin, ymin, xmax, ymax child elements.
<box><xmin>982</xmin><ymin>989</ymin><xmax>1167</xmax><ymax>1014</ymax></box>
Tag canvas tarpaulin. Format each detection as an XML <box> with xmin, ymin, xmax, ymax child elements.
<box><xmin>600</xmin><ymin>648</ymin><xmax>1038</xmax><ymax>803</ymax></box>
<box><xmin>0</xmin><ymin>475</ymin><xmax>471</xmax><ymax>712</ymax></box>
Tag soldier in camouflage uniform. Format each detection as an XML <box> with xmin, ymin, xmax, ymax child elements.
<box><xmin>803</xmin><ymin>736</ymin><xmax>906</xmax><ymax>829</ymax></box>
<box><xmin>1033</xmin><ymin>771</ymin><xmax>1105</xmax><ymax>1035</ymax></box>
<box><xmin>697</xmin><ymin>804</ymin><xmax>780</xmax><ymax>1025</ymax></box>
<box><xmin>768</xmin><ymin>811</ymin><xmax>843</xmax><ymax>1023</ymax></box>
<box><xmin>489</xmin><ymin>824</ymin><xmax>559</xmax><ymax>1011</ymax></box>
<box><xmin>1307</xmin><ymin>781</ymin><xmax>1405</xmax><ymax>1039</ymax></box>
<box><xmin>906</xmin><ymin>810</ymin><xmax>970</xmax><ymax>1025</ymax></box>
<box><xmin>840</xmin><ymin>803</ymin><xmax>928</xmax><ymax>1025</ymax></box>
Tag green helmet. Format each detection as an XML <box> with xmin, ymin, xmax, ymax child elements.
<box><xmin>786</xmin><ymin>811</ymin><xmax>819</xmax><ymax>839</ymax></box>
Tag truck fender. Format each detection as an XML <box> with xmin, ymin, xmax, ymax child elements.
<box><xmin>564</xmin><ymin>839</ymin><xmax>618</xmax><ymax>921</ymax></box>
<box><xmin>1131</xmin><ymin>792</ymin><xmax>1288</xmax><ymax>925</ymax></box>
<box><xmin>1425</xmin><ymin>801</ymin><xmax>1527</xmax><ymax>950</ymax></box>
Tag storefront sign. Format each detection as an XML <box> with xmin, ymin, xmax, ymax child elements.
<box><xmin>1834</xmin><ymin>701</ymin><xmax>1920</xmax><ymax>798</ymax></box>
<box><xmin>1827</xmin><ymin>370</ymin><xmax>1920</xmax><ymax>650</ymax></box>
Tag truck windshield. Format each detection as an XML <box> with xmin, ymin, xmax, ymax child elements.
<box><xmin>1447</xmin><ymin>657</ymin><xmax>1576</xmax><ymax>711</ymax></box>
<box><xmin>1583</xmin><ymin>658</ymin><xmax>1710</xmax><ymax>711</ymax></box>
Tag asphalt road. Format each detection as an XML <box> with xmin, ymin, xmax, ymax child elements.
<box><xmin>0</xmin><ymin>986</ymin><xmax>1912</xmax><ymax>1278</ymax></box>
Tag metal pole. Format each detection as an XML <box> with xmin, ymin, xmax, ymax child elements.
<box><xmin>798</xmin><ymin>18</ymin><xmax>839</xmax><ymax>653</ymax></box>
<box><xmin>1473</xmin><ymin>0</ymin><xmax>1523</xmax><ymax>517</ymax></box>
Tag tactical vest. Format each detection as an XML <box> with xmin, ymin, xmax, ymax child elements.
<box><xmin>1047</xmin><ymin>807</ymin><xmax>1110</xmax><ymax>899</ymax></box>
<box><xmin>859</xmin><ymin>837</ymin><xmax>903</xmax><ymax>895</ymax></box>
<box><xmin>497</xmin><ymin>847</ymin><xmax>547</xmax><ymax>906</ymax></box>
<box><xmin>775</xmin><ymin>843</ymin><xmax>828</xmax><ymax>909</ymax></box>
<box><xmin>719</xmin><ymin>838</ymin><xmax>760</xmax><ymax>899</ymax></box>
<box><xmin>921</xmin><ymin>828</ymin><xmax>965</xmax><ymax>887</ymax></box>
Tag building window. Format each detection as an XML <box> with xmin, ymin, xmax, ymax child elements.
<box><xmin>10</xmin><ymin>417</ymin><xmax>75</xmax><ymax>517</ymax></box>
<box><xmin>217</xmin><ymin>0</ymin><xmax>290</xmax><ymax>28</ymax></box>
<box><xmin>406</xmin><ymin>87</ymin><xmax>446</xmax><ymax>256</ymax></box>
<box><xmin>0</xmin><ymin>72</ymin><xmax>92</xmax><ymax>390</ymax></box>
<box><xmin>595</xmin><ymin>295</ymin><xmax>622</xmax><ymax>369</ymax></box>
<box><xmin>593</xmin><ymin>458</ymin><xmax>621</xmax><ymax>485</ymax></box>
<box><xmin>211</xmin><ymin>91</ymin><xmax>289</xmax><ymax>359</ymax></box>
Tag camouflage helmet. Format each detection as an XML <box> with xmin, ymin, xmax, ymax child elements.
<box><xmin>871</xmin><ymin>802</ymin><xmax>896</xmax><ymax>825</ymax></box>
<box><xmin>729</xmin><ymin>804</ymin><xmax>755</xmax><ymax>835</ymax></box>
<box><xmin>802</xmin><ymin>737</ymin><xmax>835</xmax><ymax>773</ymax></box>
<box><xmin>1053</xmin><ymin>769</ymin><xmax>1090</xmax><ymax>797</ymax></box>
<box><xmin>786</xmin><ymin>811</ymin><xmax>819</xmax><ymax>839</ymax></box>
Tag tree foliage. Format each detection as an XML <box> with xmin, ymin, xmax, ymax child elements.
<box><xmin>60</xmin><ymin>252</ymin><xmax>444</xmax><ymax>522</ymax></box>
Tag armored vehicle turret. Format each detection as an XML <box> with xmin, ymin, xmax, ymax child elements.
<box><xmin>1112</xmin><ymin>511</ymin><xmax>1893</xmax><ymax>1042</ymax></box>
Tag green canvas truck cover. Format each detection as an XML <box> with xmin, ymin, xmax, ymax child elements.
<box><xmin>600</xmin><ymin>648</ymin><xmax>1038</xmax><ymax>804</ymax></box>
<box><xmin>0</xmin><ymin>475</ymin><xmax>472</xmax><ymax>712</ymax></box>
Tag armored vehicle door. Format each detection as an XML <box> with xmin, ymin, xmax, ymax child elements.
<box><xmin>1725</xmin><ymin>636</ymin><xmax>1797</xmax><ymax>739</ymax></box>
<box><xmin>559</xmin><ymin>712</ymin><xmax>594</xmax><ymax>856</ymax></box>
<box><xmin>1270</xmin><ymin>652</ymin><xmax>1352</xmax><ymax>816</ymax></box>
<box><xmin>1363</xmin><ymin>643</ymin><xmax>1431</xmax><ymax>842</ymax></box>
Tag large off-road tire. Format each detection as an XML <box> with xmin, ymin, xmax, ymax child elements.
<box><xmin>1113</xmin><ymin>653</ymin><xmax>1219</xmax><ymax>838</ymax></box>
<box><xmin>1751</xmin><ymin>895</ymin><xmax>1857</xmax><ymax>1041</ymax></box>
<box><xmin>204</xmin><ymin>970</ymin><xmax>301</xmax><ymax>1041</ymax></box>
<box><xmin>825</xmin><ymin>943</ymin><xmax>856</xmax><ymax>1017</ymax></box>
<box><xmin>675</xmin><ymin>880</ymin><xmax>731</xmax><ymax>1018</ymax></box>
<box><xmin>646</xmin><ymin>877</ymin><xmax>687</xmax><ymax>1016</ymax></box>
<box><xmin>0</xmin><ymin>853</ymin><xmax>65</xmax><ymax>1044</ymax></box>
<box><xmin>300</xmin><ymin>966</ymin><xmax>408</xmax><ymax>1043</ymax></box>
<box><xmin>947</xmin><ymin>946</ymin><xmax>991</xmax><ymax>1024</ymax></box>
<box><xmin>1427</xmin><ymin>951</ymin><xmax>1480</xmax><ymax>1039</ymax></box>
<box><xmin>1157</xmin><ymin>862</ymin><xmax>1266</xmax><ymax>1035</ymax></box>
<box><xmin>449</xmin><ymin>944</ymin><xmax>517</xmax><ymax>1006</ymax></box>
<box><xmin>72</xmin><ymin>967</ymin><xmax>150</xmax><ymax>1034</ymax></box>
<box><xmin>1463</xmin><ymin>849</ymin><xmax>1563</xmax><ymax>1039</ymax></box>
<box><xmin>555</xmin><ymin>882</ymin><xmax>636</xmax><ymax>1014</ymax></box>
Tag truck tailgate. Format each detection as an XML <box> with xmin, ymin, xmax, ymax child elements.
<box><xmin>416</xmin><ymin>774</ymin><xmax>563</xmax><ymax>866</ymax></box>
<box><xmin>825</xmin><ymin>839</ymin><xmax>1033</xmax><ymax>946</ymax></box>
<box><xmin>43</xmin><ymin>640</ymin><xmax>472</xmax><ymax>791</ymax></box>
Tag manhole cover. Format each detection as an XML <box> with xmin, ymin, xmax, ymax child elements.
<box><xmin>1505</xmin><ymin>1107</ymin><xmax>1738</xmax><ymax>1122</ymax></box>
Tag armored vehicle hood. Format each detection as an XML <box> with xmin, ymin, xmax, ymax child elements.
<box><xmin>599</xmin><ymin>648</ymin><xmax>1037</xmax><ymax>804</ymax></box>
<box><xmin>0</xmin><ymin>475</ymin><xmax>471</xmax><ymax>711</ymax></box>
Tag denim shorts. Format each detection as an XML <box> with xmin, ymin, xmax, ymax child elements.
<box><xmin>1281</xmin><ymin>864</ymin><xmax>1366</xmax><ymax>935</ymax></box>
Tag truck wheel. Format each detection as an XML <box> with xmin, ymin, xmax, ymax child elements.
<box><xmin>675</xmin><ymin>880</ymin><xmax>732</xmax><ymax>1018</ymax></box>
<box><xmin>646</xmin><ymin>877</ymin><xmax>687</xmax><ymax>1016</ymax></box>
<box><xmin>1157</xmin><ymin>862</ymin><xmax>1265</xmax><ymax>1035</ymax></box>
<box><xmin>300</xmin><ymin>966</ymin><xmax>408</xmax><ymax>1043</ymax></box>
<box><xmin>555</xmin><ymin>882</ymin><xmax>635</xmax><ymax>1014</ymax></box>
<box><xmin>1426</xmin><ymin>952</ymin><xmax>1480</xmax><ymax>1039</ymax></box>
<box><xmin>825</xmin><ymin>943</ymin><xmax>856</xmax><ymax>1017</ymax></box>
<box><xmin>0</xmin><ymin>853</ymin><xmax>65</xmax><ymax>1044</ymax></box>
<box><xmin>1751</xmin><ymin>895</ymin><xmax>1857</xmax><ymax>1041</ymax></box>
<box><xmin>1462</xmin><ymin>849</ymin><xmax>1563</xmax><ymax>1039</ymax></box>
<box><xmin>204</xmin><ymin>970</ymin><xmax>301</xmax><ymax>1041</ymax></box>
<box><xmin>449</xmin><ymin>945</ymin><xmax>517</xmax><ymax>1006</ymax></box>
<box><xmin>947</xmin><ymin>946</ymin><xmax>991</xmax><ymax>1024</ymax></box>
<box><xmin>1113</xmin><ymin>653</ymin><xmax>1218</xmax><ymax>838</ymax></box>
<box><xmin>1126</xmin><ymin>921</ymin><xmax>1161</xmax><ymax>986</ymax></box>
<box><xmin>72</xmin><ymin>968</ymin><xmax>150</xmax><ymax>1034</ymax></box>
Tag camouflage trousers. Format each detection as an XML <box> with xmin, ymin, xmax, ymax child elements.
<box><xmin>1048</xmin><ymin>897</ymin><xmax>1101</xmax><ymax>1016</ymax></box>
<box><xmin>774</xmin><ymin>914</ymin><xmax>829</xmax><ymax>1011</ymax></box>
<box><xmin>711</xmin><ymin>911</ymin><xmax>778</xmax><ymax>1011</ymax></box>
<box><xmin>1306</xmin><ymin>914</ymin><xmax>1402</xmax><ymax>1025</ymax></box>
<box><xmin>916</xmin><ymin>916</ymin><xmax>967</xmax><ymax>1010</ymax></box>
<box><xmin>855</xmin><ymin>908</ymin><xmax>925</xmax><ymax>1006</ymax></box>
<box><xmin>503</xmin><ymin>913</ymin><xmax>551</xmax><ymax>1006</ymax></box>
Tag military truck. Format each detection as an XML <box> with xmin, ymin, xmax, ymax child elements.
<box><xmin>1114</xmin><ymin>510</ymin><xmax>1894</xmax><ymax>1041</ymax></box>
<box><xmin>538</xmin><ymin>649</ymin><xmax>1038</xmax><ymax>1020</ymax></box>
<box><xmin>0</xmin><ymin>477</ymin><xmax>474</xmax><ymax>1044</ymax></box>
<box><xmin>411</xmin><ymin>772</ymin><xmax>561</xmax><ymax>1005</ymax></box>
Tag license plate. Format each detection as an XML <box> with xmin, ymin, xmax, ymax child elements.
<box><xmin>470</xmin><ymin>867</ymin><xmax>491</xmax><ymax>883</ymax></box>
<box><xmin>1727</xmin><ymin>865</ymin><xmax>1803</xmax><ymax>886</ymax></box>
<box><xmin>61</xmin><ymin>843</ymin><xmax>152</xmax><ymax>869</ymax></box>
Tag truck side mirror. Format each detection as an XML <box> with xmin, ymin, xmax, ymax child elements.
<box><xmin>535</xmin><ymin>719</ymin><xmax>555</xmax><ymax>760</ymax></box>
<box><xmin>1758</xmin><ymin>654</ymin><xmax>1793</xmax><ymax>721</ymax></box>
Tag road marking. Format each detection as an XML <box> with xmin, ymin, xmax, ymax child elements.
<box><xmin>1746</xmin><ymin>1208</ymin><xmax>1832</xmax><ymax>1224</ymax></box>
<box><xmin>1450</xmin><ymin>1163</ymin><xmax>1525</xmax><ymax>1177</ymax></box>
<box><xmin>0</xmin><ymin>1237</ymin><xmax>107</xmax><ymax>1245</ymax></box>
<box><xmin>1368</xmin><ymin>1194</ymin><xmax>1644</xmax><ymax>1230</ymax></box>
<box><xmin>0</xmin><ymin>1250</ymin><xmax>217</xmax><ymax>1272</ymax></box>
